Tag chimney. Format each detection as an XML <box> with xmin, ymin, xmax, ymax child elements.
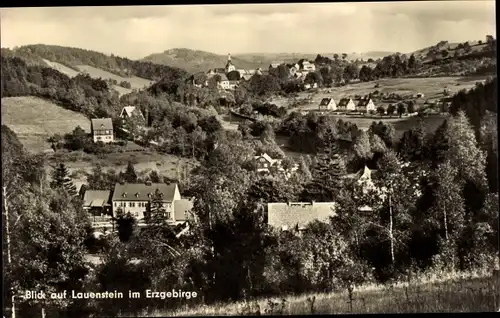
<box><xmin>145</xmin><ymin>180</ymin><xmax>152</xmax><ymax>186</ymax></box>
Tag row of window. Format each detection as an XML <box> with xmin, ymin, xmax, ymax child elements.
<box><xmin>94</xmin><ymin>130</ymin><xmax>113</xmax><ymax>135</ymax></box>
<box><xmin>96</xmin><ymin>136</ymin><xmax>113</xmax><ymax>140</ymax></box>
<box><xmin>113</xmin><ymin>202</ymin><xmax>171</xmax><ymax>208</ymax></box>
<box><xmin>128</xmin><ymin>211</ymin><xmax>172</xmax><ymax>219</ymax></box>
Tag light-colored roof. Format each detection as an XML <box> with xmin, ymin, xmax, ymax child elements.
<box><xmin>91</xmin><ymin>118</ymin><xmax>113</xmax><ymax>131</ymax></box>
<box><xmin>267</xmin><ymin>202</ymin><xmax>336</xmax><ymax>230</ymax></box>
<box><xmin>112</xmin><ymin>183</ymin><xmax>178</xmax><ymax>202</ymax></box>
<box><xmin>219</xmin><ymin>74</ymin><xmax>229</xmax><ymax>82</ymax></box>
<box><xmin>121</xmin><ymin>106</ymin><xmax>136</xmax><ymax>117</ymax></box>
<box><xmin>254</xmin><ymin>153</ymin><xmax>277</xmax><ymax>164</ymax></box>
<box><xmin>174</xmin><ymin>198</ymin><xmax>194</xmax><ymax>222</ymax></box>
<box><xmin>242</xmin><ymin>74</ymin><xmax>253</xmax><ymax>81</ymax></box>
<box><xmin>83</xmin><ymin>190</ymin><xmax>111</xmax><ymax>208</ymax></box>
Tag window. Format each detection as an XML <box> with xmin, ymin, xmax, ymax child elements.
<box><xmin>165</xmin><ymin>212</ymin><xmax>171</xmax><ymax>219</ymax></box>
<box><xmin>129</xmin><ymin>202</ymin><xmax>135</xmax><ymax>208</ymax></box>
<box><xmin>114</xmin><ymin>202</ymin><xmax>117</xmax><ymax>207</ymax></box>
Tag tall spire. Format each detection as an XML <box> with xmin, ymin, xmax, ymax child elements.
<box><xmin>228</xmin><ymin>53</ymin><xmax>231</xmax><ymax>61</ymax></box>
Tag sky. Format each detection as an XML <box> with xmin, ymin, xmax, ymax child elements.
<box><xmin>0</xmin><ymin>1</ymin><xmax>496</xmax><ymax>59</ymax></box>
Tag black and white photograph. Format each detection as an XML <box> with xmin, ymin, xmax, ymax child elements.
<box><xmin>1</xmin><ymin>1</ymin><xmax>498</xmax><ymax>316</ymax></box>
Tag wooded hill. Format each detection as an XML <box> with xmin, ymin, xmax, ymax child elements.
<box><xmin>1</xmin><ymin>44</ymin><xmax>188</xmax><ymax>82</ymax></box>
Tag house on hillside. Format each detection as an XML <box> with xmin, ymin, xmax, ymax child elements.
<box><xmin>254</xmin><ymin>153</ymin><xmax>299</xmax><ymax>177</ymax></box>
<box><xmin>111</xmin><ymin>181</ymin><xmax>181</xmax><ymax>221</ymax></box>
<box><xmin>302</xmin><ymin>61</ymin><xmax>316</xmax><ymax>72</ymax></box>
<box><xmin>356</xmin><ymin>98</ymin><xmax>376</xmax><ymax>113</ymax></box>
<box><xmin>337</xmin><ymin>98</ymin><xmax>356</xmax><ymax>111</ymax></box>
<box><xmin>269</xmin><ymin>61</ymin><xmax>283</xmax><ymax>69</ymax></box>
<box><xmin>228</xmin><ymin>80</ymin><xmax>239</xmax><ymax>90</ymax></box>
<box><xmin>82</xmin><ymin>190</ymin><xmax>112</xmax><ymax>221</ymax></box>
<box><xmin>267</xmin><ymin>202</ymin><xmax>336</xmax><ymax>232</ymax></box>
<box><xmin>318</xmin><ymin>98</ymin><xmax>337</xmax><ymax>111</ymax></box>
<box><xmin>91</xmin><ymin>118</ymin><xmax>114</xmax><ymax>143</ymax></box>
<box><xmin>120</xmin><ymin>106</ymin><xmax>145</xmax><ymax>122</ymax></box>
<box><xmin>218</xmin><ymin>74</ymin><xmax>230</xmax><ymax>90</ymax></box>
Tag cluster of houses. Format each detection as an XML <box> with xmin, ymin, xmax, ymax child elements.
<box><xmin>80</xmin><ymin>158</ymin><xmax>379</xmax><ymax>236</ymax></box>
<box><xmin>317</xmin><ymin>97</ymin><xmax>376</xmax><ymax>113</ymax></box>
<box><xmin>90</xmin><ymin>105</ymin><xmax>146</xmax><ymax>144</ymax></box>
<box><xmin>200</xmin><ymin>54</ymin><xmax>320</xmax><ymax>91</ymax></box>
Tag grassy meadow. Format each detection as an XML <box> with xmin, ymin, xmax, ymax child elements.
<box><xmin>1</xmin><ymin>96</ymin><xmax>91</xmax><ymax>153</ymax></box>
<box><xmin>42</xmin><ymin>58</ymin><xmax>81</xmax><ymax>77</ymax></box>
<box><xmin>48</xmin><ymin>149</ymin><xmax>199</xmax><ymax>192</ymax></box>
<box><xmin>144</xmin><ymin>271</ymin><xmax>498</xmax><ymax>316</ymax></box>
<box><xmin>76</xmin><ymin>64</ymin><xmax>155</xmax><ymax>90</ymax></box>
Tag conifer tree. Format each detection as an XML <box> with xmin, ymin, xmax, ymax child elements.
<box><xmin>121</xmin><ymin>161</ymin><xmax>138</xmax><ymax>183</ymax></box>
<box><xmin>301</xmin><ymin>129</ymin><xmax>346</xmax><ymax>202</ymax></box>
<box><xmin>50</xmin><ymin>163</ymin><xmax>77</xmax><ymax>196</ymax></box>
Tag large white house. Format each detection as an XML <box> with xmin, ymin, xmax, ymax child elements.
<box><xmin>111</xmin><ymin>182</ymin><xmax>182</xmax><ymax>221</ymax></box>
<box><xmin>91</xmin><ymin>118</ymin><xmax>114</xmax><ymax>143</ymax></box>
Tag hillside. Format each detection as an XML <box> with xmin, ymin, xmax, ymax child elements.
<box><xmin>1</xmin><ymin>96</ymin><xmax>91</xmax><ymax>153</ymax></box>
<box><xmin>2</xmin><ymin>44</ymin><xmax>189</xmax><ymax>82</ymax></box>
<box><xmin>142</xmin><ymin>49</ymin><xmax>396</xmax><ymax>73</ymax></box>
<box><xmin>142</xmin><ymin>48</ymin><xmax>265</xmax><ymax>73</ymax></box>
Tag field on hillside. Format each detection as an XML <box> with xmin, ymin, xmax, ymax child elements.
<box><xmin>47</xmin><ymin>150</ymin><xmax>199</xmax><ymax>192</ymax></box>
<box><xmin>279</xmin><ymin>76</ymin><xmax>486</xmax><ymax>112</ymax></box>
<box><xmin>42</xmin><ymin>59</ymin><xmax>80</xmax><ymax>77</ymax></box>
<box><xmin>1</xmin><ymin>97</ymin><xmax>91</xmax><ymax>153</ymax></box>
<box><xmin>144</xmin><ymin>273</ymin><xmax>498</xmax><ymax>316</ymax></box>
<box><xmin>76</xmin><ymin>65</ymin><xmax>155</xmax><ymax>90</ymax></box>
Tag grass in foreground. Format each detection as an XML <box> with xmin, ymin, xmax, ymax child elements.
<box><xmin>146</xmin><ymin>272</ymin><xmax>498</xmax><ymax>316</ymax></box>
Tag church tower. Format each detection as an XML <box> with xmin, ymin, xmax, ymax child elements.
<box><xmin>225</xmin><ymin>53</ymin><xmax>236</xmax><ymax>73</ymax></box>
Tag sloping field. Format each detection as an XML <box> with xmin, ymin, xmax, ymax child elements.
<box><xmin>1</xmin><ymin>96</ymin><xmax>91</xmax><ymax>153</ymax></box>
<box><xmin>76</xmin><ymin>65</ymin><xmax>154</xmax><ymax>90</ymax></box>
<box><xmin>111</xmin><ymin>85</ymin><xmax>133</xmax><ymax>96</ymax></box>
<box><xmin>286</xmin><ymin>76</ymin><xmax>486</xmax><ymax>112</ymax></box>
<box><xmin>42</xmin><ymin>59</ymin><xmax>80</xmax><ymax>77</ymax></box>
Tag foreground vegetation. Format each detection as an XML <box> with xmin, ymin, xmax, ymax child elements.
<box><xmin>153</xmin><ymin>272</ymin><xmax>497</xmax><ymax>316</ymax></box>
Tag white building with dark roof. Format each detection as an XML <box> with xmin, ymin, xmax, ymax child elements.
<box><xmin>91</xmin><ymin>118</ymin><xmax>114</xmax><ymax>143</ymax></box>
<box><xmin>318</xmin><ymin>98</ymin><xmax>337</xmax><ymax>111</ymax></box>
<box><xmin>111</xmin><ymin>181</ymin><xmax>181</xmax><ymax>221</ymax></box>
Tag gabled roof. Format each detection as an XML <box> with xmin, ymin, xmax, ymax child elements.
<box><xmin>91</xmin><ymin>118</ymin><xmax>113</xmax><ymax>131</ymax></box>
<box><xmin>270</xmin><ymin>61</ymin><xmax>283</xmax><ymax>68</ymax></box>
<box><xmin>83</xmin><ymin>190</ymin><xmax>111</xmax><ymax>208</ymax></box>
<box><xmin>357</xmin><ymin>98</ymin><xmax>374</xmax><ymax>107</ymax></box>
<box><xmin>254</xmin><ymin>153</ymin><xmax>277</xmax><ymax>164</ymax></box>
<box><xmin>112</xmin><ymin>183</ymin><xmax>178</xmax><ymax>202</ymax></box>
<box><xmin>219</xmin><ymin>74</ymin><xmax>229</xmax><ymax>82</ymax></box>
<box><xmin>267</xmin><ymin>202</ymin><xmax>336</xmax><ymax>230</ymax></box>
<box><xmin>242</xmin><ymin>74</ymin><xmax>253</xmax><ymax>81</ymax></box>
<box><xmin>319</xmin><ymin>98</ymin><xmax>333</xmax><ymax>106</ymax></box>
<box><xmin>121</xmin><ymin>106</ymin><xmax>136</xmax><ymax>117</ymax></box>
<box><xmin>174</xmin><ymin>198</ymin><xmax>194</xmax><ymax>222</ymax></box>
<box><xmin>215</xmin><ymin>68</ymin><xmax>226</xmax><ymax>74</ymax></box>
<box><xmin>338</xmin><ymin>98</ymin><xmax>354</xmax><ymax>106</ymax></box>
